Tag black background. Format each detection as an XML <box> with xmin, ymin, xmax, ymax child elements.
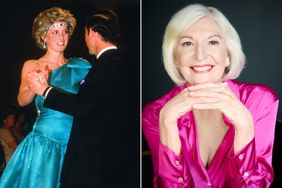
<box><xmin>142</xmin><ymin>1</ymin><xmax>282</xmax><ymax>187</ymax></box>
<box><xmin>2</xmin><ymin>0</ymin><xmax>282</xmax><ymax>186</ymax></box>
<box><xmin>143</xmin><ymin>0</ymin><xmax>282</xmax><ymax>120</ymax></box>
<box><xmin>0</xmin><ymin>0</ymin><xmax>140</xmax><ymax>120</ymax></box>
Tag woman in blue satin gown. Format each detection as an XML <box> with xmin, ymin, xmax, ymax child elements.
<box><xmin>0</xmin><ymin>7</ymin><xmax>91</xmax><ymax>188</ymax></box>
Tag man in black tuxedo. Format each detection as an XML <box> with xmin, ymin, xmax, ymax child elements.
<box><xmin>28</xmin><ymin>9</ymin><xmax>139</xmax><ymax>187</ymax></box>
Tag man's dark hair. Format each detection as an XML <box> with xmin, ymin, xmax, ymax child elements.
<box><xmin>85</xmin><ymin>9</ymin><xmax>121</xmax><ymax>45</ymax></box>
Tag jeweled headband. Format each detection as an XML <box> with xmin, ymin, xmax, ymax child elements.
<box><xmin>48</xmin><ymin>22</ymin><xmax>66</xmax><ymax>29</ymax></box>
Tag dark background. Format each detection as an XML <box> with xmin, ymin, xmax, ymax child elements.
<box><xmin>142</xmin><ymin>1</ymin><xmax>282</xmax><ymax>187</ymax></box>
<box><xmin>0</xmin><ymin>0</ymin><xmax>141</xmax><ymax>185</ymax></box>
<box><xmin>0</xmin><ymin>0</ymin><xmax>140</xmax><ymax>121</ymax></box>
<box><xmin>143</xmin><ymin>0</ymin><xmax>282</xmax><ymax>119</ymax></box>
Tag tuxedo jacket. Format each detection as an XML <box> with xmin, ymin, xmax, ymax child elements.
<box><xmin>44</xmin><ymin>49</ymin><xmax>139</xmax><ymax>187</ymax></box>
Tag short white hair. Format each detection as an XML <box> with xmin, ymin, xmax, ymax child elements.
<box><xmin>162</xmin><ymin>3</ymin><xmax>246</xmax><ymax>85</ymax></box>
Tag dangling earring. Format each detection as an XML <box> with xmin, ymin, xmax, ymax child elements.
<box><xmin>43</xmin><ymin>39</ymin><xmax>47</xmax><ymax>49</ymax></box>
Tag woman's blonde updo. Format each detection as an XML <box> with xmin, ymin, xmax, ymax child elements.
<box><xmin>32</xmin><ymin>7</ymin><xmax>76</xmax><ymax>50</ymax></box>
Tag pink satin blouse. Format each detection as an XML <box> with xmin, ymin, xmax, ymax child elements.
<box><xmin>142</xmin><ymin>80</ymin><xmax>279</xmax><ymax>188</ymax></box>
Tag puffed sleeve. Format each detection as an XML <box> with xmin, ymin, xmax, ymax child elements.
<box><xmin>66</xmin><ymin>58</ymin><xmax>92</xmax><ymax>85</ymax></box>
<box><xmin>224</xmin><ymin>85</ymin><xmax>279</xmax><ymax>187</ymax></box>
<box><xmin>50</xmin><ymin>58</ymin><xmax>92</xmax><ymax>94</ymax></box>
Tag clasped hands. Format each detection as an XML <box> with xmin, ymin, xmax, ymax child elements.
<box><xmin>160</xmin><ymin>82</ymin><xmax>254</xmax><ymax>132</ymax></box>
<box><xmin>26</xmin><ymin>69</ymin><xmax>49</xmax><ymax>96</ymax></box>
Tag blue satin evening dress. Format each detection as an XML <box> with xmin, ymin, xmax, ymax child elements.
<box><xmin>0</xmin><ymin>58</ymin><xmax>91</xmax><ymax>188</ymax></box>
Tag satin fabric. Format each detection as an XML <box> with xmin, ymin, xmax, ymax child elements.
<box><xmin>143</xmin><ymin>80</ymin><xmax>279</xmax><ymax>188</ymax></box>
<box><xmin>0</xmin><ymin>58</ymin><xmax>91</xmax><ymax>188</ymax></box>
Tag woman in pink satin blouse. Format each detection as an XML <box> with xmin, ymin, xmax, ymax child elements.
<box><xmin>142</xmin><ymin>3</ymin><xmax>279</xmax><ymax>188</ymax></box>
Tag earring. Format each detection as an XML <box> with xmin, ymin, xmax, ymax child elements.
<box><xmin>43</xmin><ymin>40</ymin><xmax>47</xmax><ymax>49</ymax></box>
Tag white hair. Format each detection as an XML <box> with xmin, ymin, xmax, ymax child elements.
<box><xmin>162</xmin><ymin>3</ymin><xmax>246</xmax><ymax>85</ymax></box>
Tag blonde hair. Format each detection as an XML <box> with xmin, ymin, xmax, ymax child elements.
<box><xmin>162</xmin><ymin>4</ymin><xmax>246</xmax><ymax>85</ymax></box>
<box><xmin>32</xmin><ymin>7</ymin><xmax>76</xmax><ymax>50</ymax></box>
